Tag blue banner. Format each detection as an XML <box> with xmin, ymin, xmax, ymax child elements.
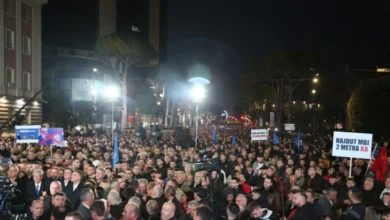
<box><xmin>113</xmin><ymin>131</ymin><xmax>119</xmax><ymax>168</ymax></box>
<box><xmin>212</xmin><ymin>127</ymin><xmax>218</xmax><ymax>144</ymax></box>
<box><xmin>15</xmin><ymin>125</ymin><xmax>41</xmax><ymax>143</ymax></box>
<box><xmin>273</xmin><ymin>131</ymin><xmax>280</xmax><ymax>145</ymax></box>
<box><xmin>38</xmin><ymin>128</ymin><xmax>64</xmax><ymax>146</ymax></box>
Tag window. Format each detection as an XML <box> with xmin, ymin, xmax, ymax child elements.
<box><xmin>4</xmin><ymin>0</ymin><xmax>15</xmax><ymax>15</ymax></box>
<box><xmin>22</xmin><ymin>4</ymin><xmax>32</xmax><ymax>23</ymax></box>
<box><xmin>5</xmin><ymin>67</ymin><xmax>15</xmax><ymax>88</ymax></box>
<box><xmin>5</xmin><ymin>29</ymin><xmax>15</xmax><ymax>50</ymax></box>
<box><xmin>23</xmin><ymin>72</ymin><xmax>31</xmax><ymax>91</ymax></box>
<box><xmin>23</xmin><ymin>36</ymin><xmax>31</xmax><ymax>55</ymax></box>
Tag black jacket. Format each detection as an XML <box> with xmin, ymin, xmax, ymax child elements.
<box><xmin>290</xmin><ymin>203</ymin><xmax>315</xmax><ymax>220</ymax></box>
<box><xmin>340</xmin><ymin>203</ymin><xmax>366</xmax><ymax>220</ymax></box>
<box><xmin>24</xmin><ymin>180</ymin><xmax>49</xmax><ymax>206</ymax></box>
<box><xmin>64</xmin><ymin>182</ymin><xmax>84</xmax><ymax>210</ymax></box>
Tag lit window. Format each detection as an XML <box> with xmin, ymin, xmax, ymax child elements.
<box><xmin>5</xmin><ymin>29</ymin><xmax>15</xmax><ymax>50</ymax></box>
<box><xmin>4</xmin><ymin>0</ymin><xmax>16</xmax><ymax>15</ymax></box>
<box><xmin>5</xmin><ymin>67</ymin><xmax>15</xmax><ymax>88</ymax></box>
<box><xmin>23</xmin><ymin>72</ymin><xmax>31</xmax><ymax>91</ymax></box>
<box><xmin>23</xmin><ymin>36</ymin><xmax>31</xmax><ymax>55</ymax></box>
<box><xmin>22</xmin><ymin>3</ymin><xmax>32</xmax><ymax>23</ymax></box>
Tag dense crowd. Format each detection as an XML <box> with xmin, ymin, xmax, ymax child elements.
<box><xmin>0</xmin><ymin>125</ymin><xmax>390</xmax><ymax>220</ymax></box>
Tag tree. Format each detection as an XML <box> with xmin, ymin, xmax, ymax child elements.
<box><xmin>249</xmin><ymin>48</ymin><xmax>316</xmax><ymax>126</ymax></box>
<box><xmin>95</xmin><ymin>33</ymin><xmax>157</xmax><ymax>131</ymax></box>
<box><xmin>347</xmin><ymin>76</ymin><xmax>390</xmax><ymax>137</ymax></box>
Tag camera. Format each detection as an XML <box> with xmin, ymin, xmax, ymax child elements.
<box><xmin>0</xmin><ymin>176</ymin><xmax>23</xmax><ymax>219</ymax></box>
<box><xmin>192</xmin><ymin>157</ymin><xmax>220</xmax><ymax>172</ymax></box>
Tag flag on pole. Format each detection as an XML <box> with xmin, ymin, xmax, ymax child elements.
<box><xmin>370</xmin><ymin>144</ymin><xmax>388</xmax><ymax>182</ymax></box>
<box><xmin>273</xmin><ymin>131</ymin><xmax>280</xmax><ymax>145</ymax></box>
<box><xmin>212</xmin><ymin>127</ymin><xmax>218</xmax><ymax>144</ymax></box>
<box><xmin>295</xmin><ymin>130</ymin><xmax>302</xmax><ymax>153</ymax></box>
<box><xmin>232</xmin><ymin>134</ymin><xmax>237</xmax><ymax>146</ymax></box>
<box><xmin>113</xmin><ymin>131</ymin><xmax>119</xmax><ymax>168</ymax></box>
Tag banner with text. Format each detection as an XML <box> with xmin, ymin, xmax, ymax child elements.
<box><xmin>72</xmin><ymin>79</ymin><xmax>93</xmax><ymax>101</ymax></box>
<box><xmin>332</xmin><ymin>131</ymin><xmax>373</xmax><ymax>159</ymax></box>
<box><xmin>251</xmin><ymin>129</ymin><xmax>268</xmax><ymax>141</ymax></box>
<box><xmin>15</xmin><ymin>125</ymin><xmax>41</xmax><ymax>143</ymax></box>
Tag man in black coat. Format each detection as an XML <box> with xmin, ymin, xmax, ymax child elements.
<box><xmin>305</xmin><ymin>167</ymin><xmax>324</xmax><ymax>194</ymax></box>
<box><xmin>287</xmin><ymin>192</ymin><xmax>315</xmax><ymax>220</ymax></box>
<box><xmin>64</xmin><ymin>170</ymin><xmax>85</xmax><ymax>210</ymax></box>
<box><xmin>25</xmin><ymin>169</ymin><xmax>49</xmax><ymax>206</ymax></box>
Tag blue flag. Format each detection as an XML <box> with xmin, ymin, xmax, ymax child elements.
<box><xmin>113</xmin><ymin>131</ymin><xmax>119</xmax><ymax>168</ymax></box>
<box><xmin>295</xmin><ymin>130</ymin><xmax>302</xmax><ymax>153</ymax></box>
<box><xmin>273</xmin><ymin>131</ymin><xmax>280</xmax><ymax>145</ymax></box>
<box><xmin>212</xmin><ymin>127</ymin><xmax>218</xmax><ymax>144</ymax></box>
<box><xmin>232</xmin><ymin>134</ymin><xmax>237</xmax><ymax>146</ymax></box>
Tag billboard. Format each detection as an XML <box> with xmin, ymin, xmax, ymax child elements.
<box><xmin>39</xmin><ymin>128</ymin><xmax>64</xmax><ymax>146</ymax></box>
<box><xmin>72</xmin><ymin>79</ymin><xmax>93</xmax><ymax>101</ymax></box>
<box><xmin>15</xmin><ymin>125</ymin><xmax>41</xmax><ymax>143</ymax></box>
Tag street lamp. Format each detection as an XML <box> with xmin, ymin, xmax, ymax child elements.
<box><xmin>191</xmin><ymin>84</ymin><xmax>206</xmax><ymax>149</ymax></box>
<box><xmin>104</xmin><ymin>86</ymin><xmax>120</xmax><ymax>138</ymax></box>
<box><xmin>313</xmin><ymin>77</ymin><xmax>318</xmax><ymax>83</ymax></box>
<box><xmin>311</xmin><ymin>89</ymin><xmax>316</xmax><ymax>94</ymax></box>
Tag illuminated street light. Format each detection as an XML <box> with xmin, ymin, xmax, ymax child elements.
<box><xmin>272</xmin><ymin>104</ymin><xmax>276</xmax><ymax>107</ymax></box>
<box><xmin>313</xmin><ymin>77</ymin><xmax>318</xmax><ymax>83</ymax></box>
<box><xmin>104</xmin><ymin>86</ymin><xmax>120</xmax><ymax>101</ymax></box>
<box><xmin>312</xmin><ymin>89</ymin><xmax>316</xmax><ymax>94</ymax></box>
<box><xmin>157</xmin><ymin>101</ymin><xmax>161</xmax><ymax>106</ymax></box>
<box><xmin>293</xmin><ymin>101</ymin><xmax>296</xmax><ymax>104</ymax></box>
<box><xmin>93</xmin><ymin>68</ymin><xmax>98</xmax><ymax>72</ymax></box>
<box><xmin>190</xmin><ymin>85</ymin><xmax>206</xmax><ymax>103</ymax></box>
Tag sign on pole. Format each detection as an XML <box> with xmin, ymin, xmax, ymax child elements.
<box><xmin>284</xmin><ymin>124</ymin><xmax>295</xmax><ymax>131</ymax></box>
<box><xmin>332</xmin><ymin>131</ymin><xmax>373</xmax><ymax>159</ymax></box>
<box><xmin>251</xmin><ymin>129</ymin><xmax>268</xmax><ymax>141</ymax></box>
<box><xmin>39</xmin><ymin>128</ymin><xmax>64</xmax><ymax>146</ymax></box>
<box><xmin>15</xmin><ymin>125</ymin><xmax>41</xmax><ymax>143</ymax></box>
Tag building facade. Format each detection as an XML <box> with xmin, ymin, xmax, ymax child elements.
<box><xmin>0</xmin><ymin>0</ymin><xmax>47</xmax><ymax>131</ymax></box>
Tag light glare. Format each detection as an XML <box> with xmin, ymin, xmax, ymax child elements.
<box><xmin>191</xmin><ymin>85</ymin><xmax>206</xmax><ymax>102</ymax></box>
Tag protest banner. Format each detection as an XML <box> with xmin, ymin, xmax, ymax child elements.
<box><xmin>251</xmin><ymin>129</ymin><xmax>268</xmax><ymax>141</ymax></box>
<box><xmin>284</xmin><ymin>124</ymin><xmax>295</xmax><ymax>131</ymax></box>
<box><xmin>15</xmin><ymin>125</ymin><xmax>41</xmax><ymax>143</ymax></box>
<box><xmin>39</xmin><ymin>128</ymin><xmax>64</xmax><ymax>146</ymax></box>
<box><xmin>332</xmin><ymin>131</ymin><xmax>373</xmax><ymax>176</ymax></box>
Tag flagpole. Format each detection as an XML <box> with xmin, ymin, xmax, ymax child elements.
<box><xmin>366</xmin><ymin>143</ymin><xmax>379</xmax><ymax>175</ymax></box>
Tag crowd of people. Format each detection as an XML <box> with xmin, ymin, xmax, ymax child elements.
<box><xmin>0</xmin><ymin>125</ymin><xmax>389</xmax><ymax>220</ymax></box>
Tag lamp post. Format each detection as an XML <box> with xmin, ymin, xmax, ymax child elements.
<box><xmin>190</xmin><ymin>85</ymin><xmax>206</xmax><ymax>149</ymax></box>
<box><xmin>104</xmin><ymin>86</ymin><xmax>120</xmax><ymax>138</ymax></box>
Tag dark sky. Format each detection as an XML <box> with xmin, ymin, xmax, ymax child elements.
<box><xmin>165</xmin><ymin>0</ymin><xmax>390</xmax><ymax>112</ymax></box>
<box><xmin>42</xmin><ymin>0</ymin><xmax>390</xmax><ymax>113</ymax></box>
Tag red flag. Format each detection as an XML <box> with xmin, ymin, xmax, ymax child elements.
<box><xmin>370</xmin><ymin>146</ymin><xmax>388</xmax><ymax>182</ymax></box>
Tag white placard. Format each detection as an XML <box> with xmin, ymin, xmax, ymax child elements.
<box><xmin>332</xmin><ymin>131</ymin><xmax>373</xmax><ymax>159</ymax></box>
<box><xmin>251</xmin><ymin>129</ymin><xmax>268</xmax><ymax>141</ymax></box>
<box><xmin>284</xmin><ymin>124</ymin><xmax>295</xmax><ymax>131</ymax></box>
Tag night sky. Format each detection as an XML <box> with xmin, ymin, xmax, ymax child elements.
<box><xmin>166</xmin><ymin>0</ymin><xmax>390</xmax><ymax>113</ymax></box>
<box><xmin>43</xmin><ymin>0</ymin><xmax>390</xmax><ymax>113</ymax></box>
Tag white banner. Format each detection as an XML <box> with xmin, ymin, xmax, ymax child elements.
<box><xmin>72</xmin><ymin>79</ymin><xmax>93</xmax><ymax>101</ymax></box>
<box><xmin>332</xmin><ymin>131</ymin><xmax>373</xmax><ymax>159</ymax></box>
<box><xmin>251</xmin><ymin>129</ymin><xmax>268</xmax><ymax>141</ymax></box>
<box><xmin>284</xmin><ymin>124</ymin><xmax>295</xmax><ymax>131</ymax></box>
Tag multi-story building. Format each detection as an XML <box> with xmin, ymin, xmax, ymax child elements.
<box><xmin>41</xmin><ymin>0</ymin><xmax>166</xmax><ymax>129</ymax></box>
<box><xmin>0</xmin><ymin>0</ymin><xmax>47</xmax><ymax>131</ymax></box>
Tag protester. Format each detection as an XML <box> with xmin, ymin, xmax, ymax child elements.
<box><xmin>0</xmin><ymin>126</ymin><xmax>389</xmax><ymax>220</ymax></box>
